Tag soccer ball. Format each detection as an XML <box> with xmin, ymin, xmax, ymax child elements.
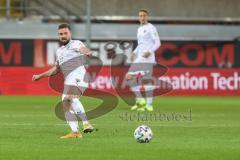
<box><xmin>134</xmin><ymin>125</ymin><xmax>153</xmax><ymax>143</ymax></box>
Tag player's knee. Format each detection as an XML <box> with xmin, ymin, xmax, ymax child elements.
<box><xmin>62</xmin><ymin>95</ymin><xmax>77</xmax><ymax>111</ymax></box>
<box><xmin>63</xmin><ymin>94</ymin><xmax>78</xmax><ymax>101</ymax></box>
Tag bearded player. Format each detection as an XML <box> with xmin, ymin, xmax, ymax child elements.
<box><xmin>32</xmin><ymin>23</ymin><xmax>94</xmax><ymax>138</ymax></box>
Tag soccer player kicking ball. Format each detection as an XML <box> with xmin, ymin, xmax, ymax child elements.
<box><xmin>32</xmin><ymin>23</ymin><xmax>93</xmax><ymax>138</ymax></box>
<box><xmin>126</xmin><ymin>9</ymin><xmax>161</xmax><ymax>112</ymax></box>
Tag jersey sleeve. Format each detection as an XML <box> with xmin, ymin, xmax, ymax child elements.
<box><xmin>72</xmin><ymin>40</ymin><xmax>86</xmax><ymax>52</ymax></box>
<box><xmin>149</xmin><ymin>26</ymin><xmax>161</xmax><ymax>53</ymax></box>
<box><xmin>133</xmin><ymin>28</ymin><xmax>140</xmax><ymax>54</ymax></box>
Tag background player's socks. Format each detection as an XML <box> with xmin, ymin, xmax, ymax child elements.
<box><xmin>131</xmin><ymin>86</ymin><xmax>143</xmax><ymax>100</ymax></box>
<box><xmin>131</xmin><ymin>86</ymin><xmax>144</xmax><ymax>110</ymax></box>
<box><xmin>146</xmin><ymin>97</ymin><xmax>153</xmax><ymax>106</ymax></box>
<box><xmin>64</xmin><ymin>111</ymin><xmax>79</xmax><ymax>132</ymax></box>
<box><xmin>144</xmin><ymin>84</ymin><xmax>154</xmax><ymax>106</ymax></box>
<box><xmin>127</xmin><ymin>78</ymin><xmax>143</xmax><ymax>100</ymax></box>
<box><xmin>71</xmin><ymin>98</ymin><xmax>88</xmax><ymax>124</ymax></box>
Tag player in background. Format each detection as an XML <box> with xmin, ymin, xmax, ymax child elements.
<box><xmin>32</xmin><ymin>23</ymin><xmax>93</xmax><ymax>138</ymax></box>
<box><xmin>126</xmin><ymin>9</ymin><xmax>161</xmax><ymax>112</ymax></box>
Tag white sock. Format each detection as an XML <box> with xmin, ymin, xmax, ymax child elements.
<box><xmin>144</xmin><ymin>85</ymin><xmax>154</xmax><ymax>106</ymax></box>
<box><xmin>64</xmin><ymin>111</ymin><xmax>79</xmax><ymax>132</ymax></box>
<box><xmin>146</xmin><ymin>97</ymin><xmax>153</xmax><ymax>106</ymax></box>
<box><xmin>131</xmin><ymin>86</ymin><xmax>143</xmax><ymax>102</ymax></box>
<box><xmin>71</xmin><ymin>98</ymin><xmax>88</xmax><ymax>124</ymax></box>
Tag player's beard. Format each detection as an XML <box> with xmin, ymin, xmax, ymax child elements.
<box><xmin>141</xmin><ymin>21</ymin><xmax>147</xmax><ymax>25</ymax></box>
<box><xmin>60</xmin><ymin>39</ymin><xmax>70</xmax><ymax>46</ymax></box>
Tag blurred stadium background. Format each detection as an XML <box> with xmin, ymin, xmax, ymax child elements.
<box><xmin>0</xmin><ymin>0</ymin><xmax>240</xmax><ymax>95</ymax></box>
<box><xmin>0</xmin><ymin>0</ymin><xmax>240</xmax><ymax>160</ymax></box>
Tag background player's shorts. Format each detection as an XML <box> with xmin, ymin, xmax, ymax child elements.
<box><xmin>127</xmin><ymin>63</ymin><xmax>154</xmax><ymax>79</ymax></box>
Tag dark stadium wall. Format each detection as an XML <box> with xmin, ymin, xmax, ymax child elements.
<box><xmin>0</xmin><ymin>39</ymin><xmax>239</xmax><ymax>68</ymax></box>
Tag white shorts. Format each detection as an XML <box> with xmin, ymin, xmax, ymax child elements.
<box><xmin>127</xmin><ymin>63</ymin><xmax>154</xmax><ymax>79</ymax></box>
<box><xmin>63</xmin><ymin>65</ymin><xmax>88</xmax><ymax>86</ymax></box>
<box><xmin>62</xmin><ymin>67</ymin><xmax>88</xmax><ymax>100</ymax></box>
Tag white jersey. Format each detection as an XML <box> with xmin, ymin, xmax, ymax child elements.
<box><xmin>56</xmin><ymin>40</ymin><xmax>85</xmax><ymax>65</ymax></box>
<box><xmin>55</xmin><ymin>40</ymin><xmax>87</xmax><ymax>87</ymax></box>
<box><xmin>133</xmin><ymin>23</ymin><xmax>161</xmax><ymax>63</ymax></box>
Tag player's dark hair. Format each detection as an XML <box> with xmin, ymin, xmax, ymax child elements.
<box><xmin>58</xmin><ymin>23</ymin><xmax>71</xmax><ymax>30</ymax></box>
<box><xmin>139</xmin><ymin>9</ymin><xmax>149</xmax><ymax>15</ymax></box>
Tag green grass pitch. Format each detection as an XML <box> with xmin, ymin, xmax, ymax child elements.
<box><xmin>0</xmin><ymin>96</ymin><xmax>240</xmax><ymax>160</ymax></box>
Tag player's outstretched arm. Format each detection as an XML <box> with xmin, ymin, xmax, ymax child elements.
<box><xmin>32</xmin><ymin>66</ymin><xmax>60</xmax><ymax>81</ymax></box>
<box><xmin>80</xmin><ymin>46</ymin><xmax>92</xmax><ymax>56</ymax></box>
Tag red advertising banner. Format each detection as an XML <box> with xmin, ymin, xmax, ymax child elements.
<box><xmin>0</xmin><ymin>40</ymin><xmax>34</xmax><ymax>66</ymax></box>
<box><xmin>0</xmin><ymin>67</ymin><xmax>239</xmax><ymax>96</ymax></box>
<box><xmin>162</xmin><ymin>68</ymin><xmax>240</xmax><ymax>96</ymax></box>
